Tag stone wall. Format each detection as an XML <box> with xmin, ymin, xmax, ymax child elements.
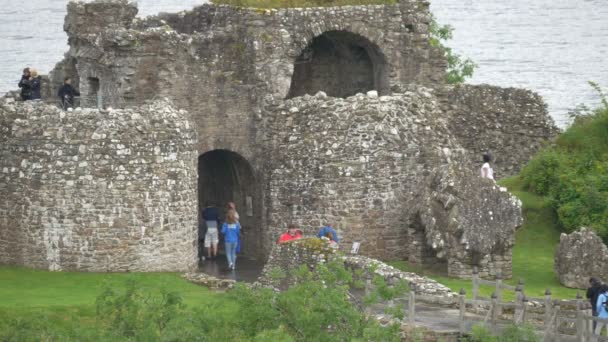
<box><xmin>438</xmin><ymin>84</ymin><xmax>559</xmax><ymax>178</ymax></box>
<box><xmin>258</xmin><ymin>237</ymin><xmax>337</xmax><ymax>289</ymax></box>
<box><xmin>262</xmin><ymin>87</ymin><xmax>523</xmax><ymax>278</ymax></box>
<box><xmin>555</xmin><ymin>228</ymin><xmax>608</xmax><ymax>289</ymax></box>
<box><xmin>258</xmin><ymin>238</ymin><xmax>456</xmax><ymax>301</ymax></box>
<box><xmin>0</xmin><ymin>0</ymin><xmax>558</xmax><ymax>277</ymax></box>
<box><xmin>60</xmin><ymin>0</ymin><xmax>446</xmax><ymax>157</ymax></box>
<box><xmin>0</xmin><ymin>98</ymin><xmax>198</xmax><ymax>271</ymax></box>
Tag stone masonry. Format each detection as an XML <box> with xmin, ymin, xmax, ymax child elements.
<box><xmin>0</xmin><ymin>0</ymin><xmax>557</xmax><ymax>277</ymax></box>
<box><xmin>263</xmin><ymin>88</ymin><xmax>523</xmax><ymax>278</ymax></box>
<box><xmin>555</xmin><ymin>228</ymin><xmax>608</xmax><ymax>289</ymax></box>
<box><xmin>0</xmin><ymin>98</ymin><xmax>197</xmax><ymax>271</ymax></box>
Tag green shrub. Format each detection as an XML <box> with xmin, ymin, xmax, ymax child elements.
<box><xmin>1</xmin><ymin>261</ymin><xmax>405</xmax><ymax>341</ymax></box>
<box><xmin>520</xmin><ymin>84</ymin><xmax>608</xmax><ymax>241</ymax></box>
<box><xmin>429</xmin><ymin>15</ymin><xmax>477</xmax><ymax>84</ymax></box>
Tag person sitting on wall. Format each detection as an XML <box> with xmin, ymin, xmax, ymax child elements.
<box><xmin>58</xmin><ymin>77</ymin><xmax>80</xmax><ymax>110</ymax></box>
<box><xmin>203</xmin><ymin>202</ymin><xmax>220</xmax><ymax>260</ymax></box>
<box><xmin>317</xmin><ymin>223</ymin><xmax>339</xmax><ymax>243</ymax></box>
<box><xmin>278</xmin><ymin>224</ymin><xmax>303</xmax><ymax>243</ymax></box>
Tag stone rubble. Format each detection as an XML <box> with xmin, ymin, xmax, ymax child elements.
<box><xmin>555</xmin><ymin>227</ymin><xmax>608</xmax><ymax>288</ymax></box>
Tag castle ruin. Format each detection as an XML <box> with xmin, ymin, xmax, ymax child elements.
<box><xmin>0</xmin><ymin>0</ymin><xmax>557</xmax><ymax>278</ymax></box>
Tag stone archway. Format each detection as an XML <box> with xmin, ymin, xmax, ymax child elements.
<box><xmin>287</xmin><ymin>30</ymin><xmax>389</xmax><ymax>99</ymax></box>
<box><xmin>198</xmin><ymin>150</ymin><xmax>263</xmax><ymax>261</ymax></box>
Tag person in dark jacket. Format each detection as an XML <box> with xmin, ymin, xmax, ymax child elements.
<box><xmin>587</xmin><ymin>277</ymin><xmax>603</xmax><ymax>328</ymax></box>
<box><xmin>29</xmin><ymin>69</ymin><xmax>42</xmax><ymax>100</ymax></box>
<box><xmin>18</xmin><ymin>68</ymin><xmax>31</xmax><ymax>101</ymax></box>
<box><xmin>58</xmin><ymin>77</ymin><xmax>80</xmax><ymax>110</ymax></box>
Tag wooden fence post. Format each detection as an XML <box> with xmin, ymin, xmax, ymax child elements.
<box><xmin>365</xmin><ymin>272</ymin><xmax>372</xmax><ymax>297</ymax></box>
<box><xmin>495</xmin><ymin>272</ymin><xmax>503</xmax><ymax>316</ymax></box>
<box><xmin>576</xmin><ymin>291</ymin><xmax>585</xmax><ymax>342</ymax></box>
<box><xmin>472</xmin><ymin>267</ymin><xmax>479</xmax><ymax>301</ymax></box>
<box><xmin>522</xmin><ymin>295</ymin><xmax>528</xmax><ymax>323</ymax></box>
<box><xmin>544</xmin><ymin>289</ymin><xmax>553</xmax><ymax>329</ymax></box>
<box><xmin>491</xmin><ymin>292</ymin><xmax>498</xmax><ymax>333</ymax></box>
<box><xmin>514</xmin><ymin>282</ymin><xmax>523</xmax><ymax>324</ymax></box>
<box><xmin>459</xmin><ymin>288</ymin><xmax>466</xmax><ymax>334</ymax></box>
<box><xmin>518</xmin><ymin>278</ymin><xmax>525</xmax><ymax>297</ymax></box>
<box><xmin>554</xmin><ymin>305</ymin><xmax>561</xmax><ymax>342</ymax></box>
<box><xmin>408</xmin><ymin>282</ymin><xmax>416</xmax><ymax>326</ymax></box>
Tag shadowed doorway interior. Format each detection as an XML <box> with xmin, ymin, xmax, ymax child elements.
<box><xmin>198</xmin><ymin>150</ymin><xmax>262</xmax><ymax>262</ymax></box>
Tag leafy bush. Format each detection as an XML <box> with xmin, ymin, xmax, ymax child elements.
<box><xmin>0</xmin><ymin>261</ymin><xmax>405</xmax><ymax>341</ymax></box>
<box><xmin>521</xmin><ymin>83</ymin><xmax>608</xmax><ymax>240</ymax></box>
<box><xmin>429</xmin><ymin>16</ymin><xmax>477</xmax><ymax>84</ymax></box>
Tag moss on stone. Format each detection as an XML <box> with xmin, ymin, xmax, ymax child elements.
<box><xmin>292</xmin><ymin>237</ymin><xmax>334</xmax><ymax>254</ymax></box>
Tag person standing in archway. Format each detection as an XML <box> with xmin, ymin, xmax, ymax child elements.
<box><xmin>226</xmin><ymin>201</ymin><xmax>240</xmax><ymax>222</ymax></box>
<box><xmin>221</xmin><ymin>210</ymin><xmax>241</xmax><ymax>270</ymax></box>
<box><xmin>202</xmin><ymin>203</ymin><xmax>220</xmax><ymax>260</ymax></box>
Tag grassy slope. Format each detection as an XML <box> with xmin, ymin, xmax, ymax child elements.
<box><xmin>0</xmin><ymin>267</ymin><xmax>237</xmax><ymax>331</ymax></box>
<box><xmin>390</xmin><ymin>176</ymin><xmax>580</xmax><ymax>301</ymax></box>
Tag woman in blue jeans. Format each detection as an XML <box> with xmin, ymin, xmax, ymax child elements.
<box><xmin>221</xmin><ymin>210</ymin><xmax>241</xmax><ymax>270</ymax></box>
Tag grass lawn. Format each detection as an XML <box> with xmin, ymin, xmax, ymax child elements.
<box><xmin>0</xmin><ymin>267</ymin><xmax>236</xmax><ymax>332</ymax></box>
<box><xmin>389</xmin><ymin>176</ymin><xmax>580</xmax><ymax>301</ymax></box>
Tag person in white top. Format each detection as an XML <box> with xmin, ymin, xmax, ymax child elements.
<box><xmin>480</xmin><ymin>154</ymin><xmax>494</xmax><ymax>181</ymax></box>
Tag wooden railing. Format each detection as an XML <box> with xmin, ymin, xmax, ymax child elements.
<box><xmin>362</xmin><ymin>268</ymin><xmax>608</xmax><ymax>341</ymax></box>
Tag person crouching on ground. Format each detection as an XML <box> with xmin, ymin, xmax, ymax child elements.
<box><xmin>317</xmin><ymin>223</ymin><xmax>339</xmax><ymax>242</ymax></box>
<box><xmin>278</xmin><ymin>224</ymin><xmax>302</xmax><ymax>243</ymax></box>
<box><xmin>221</xmin><ymin>210</ymin><xmax>241</xmax><ymax>270</ymax></box>
<box><xmin>595</xmin><ymin>284</ymin><xmax>608</xmax><ymax>336</ymax></box>
<box><xmin>58</xmin><ymin>77</ymin><xmax>80</xmax><ymax>110</ymax></box>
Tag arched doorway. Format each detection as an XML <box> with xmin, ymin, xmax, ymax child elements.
<box><xmin>198</xmin><ymin>150</ymin><xmax>263</xmax><ymax>264</ymax></box>
<box><xmin>287</xmin><ymin>30</ymin><xmax>389</xmax><ymax>99</ymax></box>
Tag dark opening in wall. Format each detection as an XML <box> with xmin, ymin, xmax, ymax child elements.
<box><xmin>87</xmin><ymin>77</ymin><xmax>101</xmax><ymax>109</ymax></box>
<box><xmin>287</xmin><ymin>30</ymin><xmax>389</xmax><ymax>99</ymax></box>
<box><xmin>198</xmin><ymin>150</ymin><xmax>263</xmax><ymax>260</ymax></box>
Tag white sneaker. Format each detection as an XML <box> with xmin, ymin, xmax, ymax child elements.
<box><xmin>229</xmin><ymin>263</ymin><xmax>233</xmax><ymax>269</ymax></box>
